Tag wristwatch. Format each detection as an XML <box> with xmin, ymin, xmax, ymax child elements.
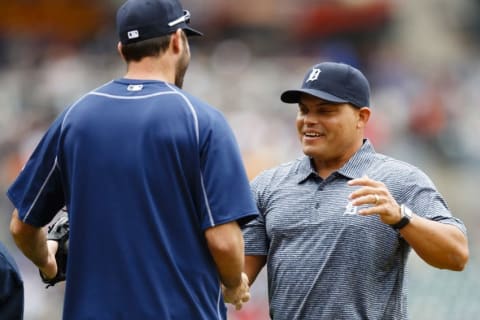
<box><xmin>389</xmin><ymin>204</ymin><xmax>413</xmax><ymax>230</ymax></box>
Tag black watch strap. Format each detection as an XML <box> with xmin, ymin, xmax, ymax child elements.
<box><xmin>389</xmin><ymin>204</ymin><xmax>412</xmax><ymax>230</ymax></box>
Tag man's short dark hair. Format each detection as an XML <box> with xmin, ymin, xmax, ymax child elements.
<box><xmin>121</xmin><ymin>34</ymin><xmax>172</xmax><ymax>62</ymax></box>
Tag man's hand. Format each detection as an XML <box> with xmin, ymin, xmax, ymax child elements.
<box><xmin>222</xmin><ymin>272</ymin><xmax>250</xmax><ymax>310</ymax></box>
<box><xmin>39</xmin><ymin>214</ymin><xmax>69</xmax><ymax>287</ymax></box>
<box><xmin>348</xmin><ymin>175</ymin><xmax>402</xmax><ymax>225</ymax></box>
<box><xmin>39</xmin><ymin>241</ymin><xmax>58</xmax><ymax>280</ymax></box>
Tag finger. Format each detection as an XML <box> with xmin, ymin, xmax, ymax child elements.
<box><xmin>351</xmin><ymin>194</ymin><xmax>381</xmax><ymax>207</ymax></box>
<box><xmin>241</xmin><ymin>272</ymin><xmax>249</xmax><ymax>287</ymax></box>
<box><xmin>348</xmin><ymin>175</ymin><xmax>374</xmax><ymax>186</ymax></box>
<box><xmin>349</xmin><ymin>186</ymin><xmax>379</xmax><ymax>200</ymax></box>
<box><xmin>39</xmin><ymin>258</ymin><xmax>58</xmax><ymax>280</ymax></box>
<box><xmin>348</xmin><ymin>176</ymin><xmax>385</xmax><ymax>189</ymax></box>
<box><xmin>241</xmin><ymin>292</ymin><xmax>250</xmax><ymax>303</ymax></box>
<box><xmin>357</xmin><ymin>205</ymin><xmax>384</xmax><ymax>216</ymax></box>
<box><xmin>47</xmin><ymin>240</ymin><xmax>59</xmax><ymax>255</ymax></box>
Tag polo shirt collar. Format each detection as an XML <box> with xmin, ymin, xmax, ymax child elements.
<box><xmin>337</xmin><ymin>139</ymin><xmax>376</xmax><ymax>179</ymax></box>
<box><xmin>296</xmin><ymin>139</ymin><xmax>376</xmax><ymax>183</ymax></box>
<box><xmin>296</xmin><ymin>157</ymin><xmax>318</xmax><ymax>183</ymax></box>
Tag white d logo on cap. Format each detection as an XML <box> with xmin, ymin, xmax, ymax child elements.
<box><xmin>306</xmin><ymin>68</ymin><xmax>321</xmax><ymax>82</ymax></box>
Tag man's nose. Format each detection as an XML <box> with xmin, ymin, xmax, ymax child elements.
<box><xmin>303</xmin><ymin>113</ymin><xmax>318</xmax><ymax>124</ymax></box>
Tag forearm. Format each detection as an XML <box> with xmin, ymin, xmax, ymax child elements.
<box><xmin>400</xmin><ymin>215</ymin><xmax>469</xmax><ymax>270</ymax></box>
<box><xmin>347</xmin><ymin>176</ymin><xmax>469</xmax><ymax>271</ymax></box>
<box><xmin>245</xmin><ymin>255</ymin><xmax>266</xmax><ymax>286</ymax></box>
<box><xmin>212</xmin><ymin>245</ymin><xmax>244</xmax><ymax>288</ymax></box>
<box><xmin>10</xmin><ymin>210</ymin><xmax>49</xmax><ymax>269</ymax></box>
<box><xmin>205</xmin><ymin>221</ymin><xmax>245</xmax><ymax>288</ymax></box>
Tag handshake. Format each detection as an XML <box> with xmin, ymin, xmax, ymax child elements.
<box><xmin>222</xmin><ymin>272</ymin><xmax>251</xmax><ymax>310</ymax></box>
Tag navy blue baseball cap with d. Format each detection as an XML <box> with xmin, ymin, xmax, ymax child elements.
<box><xmin>117</xmin><ymin>0</ymin><xmax>203</xmax><ymax>45</ymax></box>
<box><xmin>281</xmin><ymin>62</ymin><xmax>370</xmax><ymax>108</ymax></box>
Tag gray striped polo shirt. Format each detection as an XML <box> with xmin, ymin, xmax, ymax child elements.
<box><xmin>243</xmin><ymin>139</ymin><xmax>466</xmax><ymax>320</ymax></box>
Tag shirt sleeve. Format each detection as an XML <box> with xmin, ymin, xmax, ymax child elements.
<box><xmin>402</xmin><ymin>167</ymin><xmax>467</xmax><ymax>235</ymax></box>
<box><xmin>242</xmin><ymin>174</ymin><xmax>270</xmax><ymax>256</ymax></box>
<box><xmin>198</xmin><ymin>111</ymin><xmax>258</xmax><ymax>230</ymax></box>
<box><xmin>6</xmin><ymin>112</ymin><xmax>67</xmax><ymax>227</ymax></box>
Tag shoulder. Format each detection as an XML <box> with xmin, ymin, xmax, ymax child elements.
<box><xmin>173</xmin><ymin>89</ymin><xmax>229</xmax><ymax>126</ymax></box>
<box><xmin>175</xmin><ymin>90</ymin><xmax>220</xmax><ymax>113</ymax></box>
<box><xmin>252</xmin><ymin>158</ymin><xmax>303</xmax><ymax>190</ymax></box>
<box><xmin>375</xmin><ymin>153</ymin><xmax>431</xmax><ymax>177</ymax></box>
<box><xmin>251</xmin><ymin>158</ymin><xmax>308</xmax><ymax>212</ymax></box>
<box><xmin>371</xmin><ymin>153</ymin><xmax>437</xmax><ymax>191</ymax></box>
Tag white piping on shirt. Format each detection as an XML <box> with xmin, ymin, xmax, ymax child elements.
<box><xmin>165</xmin><ymin>83</ymin><xmax>216</xmax><ymax>227</ymax></box>
<box><xmin>22</xmin><ymin>157</ymin><xmax>58</xmax><ymax>222</ymax></box>
<box><xmin>59</xmin><ymin>83</ymin><xmax>215</xmax><ymax>227</ymax></box>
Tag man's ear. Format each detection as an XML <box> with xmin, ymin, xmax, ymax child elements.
<box><xmin>170</xmin><ymin>29</ymin><xmax>184</xmax><ymax>54</ymax></box>
<box><xmin>357</xmin><ymin>107</ymin><xmax>371</xmax><ymax>129</ymax></box>
<box><xmin>117</xmin><ymin>42</ymin><xmax>125</xmax><ymax>61</ymax></box>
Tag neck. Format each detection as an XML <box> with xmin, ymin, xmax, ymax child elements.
<box><xmin>123</xmin><ymin>56</ymin><xmax>175</xmax><ymax>83</ymax></box>
<box><xmin>315</xmin><ymin>158</ymin><xmax>350</xmax><ymax>179</ymax></box>
<box><xmin>314</xmin><ymin>139</ymin><xmax>364</xmax><ymax>179</ymax></box>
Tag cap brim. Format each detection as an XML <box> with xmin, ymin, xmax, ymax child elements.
<box><xmin>183</xmin><ymin>26</ymin><xmax>203</xmax><ymax>37</ymax></box>
<box><xmin>280</xmin><ymin>89</ymin><xmax>348</xmax><ymax>104</ymax></box>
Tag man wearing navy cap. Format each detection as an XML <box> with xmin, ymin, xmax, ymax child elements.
<box><xmin>242</xmin><ymin>62</ymin><xmax>469</xmax><ymax>319</ymax></box>
<box><xmin>7</xmin><ymin>0</ymin><xmax>257</xmax><ymax>319</ymax></box>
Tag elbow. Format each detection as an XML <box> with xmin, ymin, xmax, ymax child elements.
<box><xmin>452</xmin><ymin>234</ymin><xmax>470</xmax><ymax>271</ymax></box>
<box><xmin>424</xmin><ymin>244</ymin><xmax>469</xmax><ymax>271</ymax></box>
<box><xmin>443</xmin><ymin>227</ymin><xmax>470</xmax><ymax>271</ymax></box>
<box><xmin>449</xmin><ymin>246</ymin><xmax>469</xmax><ymax>271</ymax></box>
<box><xmin>9</xmin><ymin>212</ymin><xmax>35</xmax><ymax>245</ymax></box>
<box><xmin>208</xmin><ymin>236</ymin><xmax>243</xmax><ymax>257</ymax></box>
<box><xmin>438</xmin><ymin>244</ymin><xmax>469</xmax><ymax>271</ymax></box>
<box><xmin>205</xmin><ymin>222</ymin><xmax>244</xmax><ymax>257</ymax></box>
<box><xmin>10</xmin><ymin>215</ymin><xmax>23</xmax><ymax>241</ymax></box>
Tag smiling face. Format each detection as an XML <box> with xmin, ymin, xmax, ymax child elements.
<box><xmin>296</xmin><ymin>93</ymin><xmax>370</xmax><ymax>175</ymax></box>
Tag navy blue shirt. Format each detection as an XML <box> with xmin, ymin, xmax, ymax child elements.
<box><xmin>0</xmin><ymin>242</ymin><xmax>24</xmax><ymax>320</ymax></box>
<box><xmin>7</xmin><ymin>79</ymin><xmax>257</xmax><ymax>320</ymax></box>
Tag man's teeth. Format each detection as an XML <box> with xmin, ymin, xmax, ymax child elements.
<box><xmin>305</xmin><ymin>132</ymin><xmax>320</xmax><ymax>137</ymax></box>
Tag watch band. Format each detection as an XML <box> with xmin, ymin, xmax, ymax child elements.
<box><xmin>389</xmin><ymin>204</ymin><xmax>412</xmax><ymax>230</ymax></box>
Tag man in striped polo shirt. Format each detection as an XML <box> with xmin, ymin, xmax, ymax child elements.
<box><xmin>7</xmin><ymin>0</ymin><xmax>257</xmax><ymax>319</ymax></box>
<box><xmin>243</xmin><ymin>62</ymin><xmax>469</xmax><ymax>319</ymax></box>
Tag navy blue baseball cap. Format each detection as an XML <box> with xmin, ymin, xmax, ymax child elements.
<box><xmin>281</xmin><ymin>62</ymin><xmax>370</xmax><ymax>108</ymax></box>
<box><xmin>117</xmin><ymin>0</ymin><xmax>203</xmax><ymax>45</ymax></box>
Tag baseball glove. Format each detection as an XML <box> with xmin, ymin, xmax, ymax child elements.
<box><xmin>40</xmin><ymin>214</ymin><xmax>69</xmax><ymax>288</ymax></box>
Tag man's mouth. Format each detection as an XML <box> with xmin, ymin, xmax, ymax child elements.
<box><xmin>304</xmin><ymin>131</ymin><xmax>322</xmax><ymax>137</ymax></box>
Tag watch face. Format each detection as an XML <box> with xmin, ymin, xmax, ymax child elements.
<box><xmin>404</xmin><ymin>206</ymin><xmax>413</xmax><ymax>219</ymax></box>
<box><xmin>390</xmin><ymin>205</ymin><xmax>413</xmax><ymax>229</ymax></box>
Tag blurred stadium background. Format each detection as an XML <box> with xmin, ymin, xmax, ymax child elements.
<box><xmin>0</xmin><ymin>0</ymin><xmax>479</xmax><ymax>319</ymax></box>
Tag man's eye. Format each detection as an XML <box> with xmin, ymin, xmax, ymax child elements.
<box><xmin>319</xmin><ymin>109</ymin><xmax>335</xmax><ymax>114</ymax></box>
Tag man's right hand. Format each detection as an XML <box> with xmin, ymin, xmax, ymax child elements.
<box><xmin>222</xmin><ymin>272</ymin><xmax>250</xmax><ymax>310</ymax></box>
<box><xmin>39</xmin><ymin>240</ymin><xmax>59</xmax><ymax>280</ymax></box>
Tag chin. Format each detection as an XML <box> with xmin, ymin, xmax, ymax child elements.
<box><xmin>302</xmin><ymin>146</ymin><xmax>318</xmax><ymax>158</ymax></box>
<box><xmin>304</xmin><ymin>143</ymin><xmax>330</xmax><ymax>159</ymax></box>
